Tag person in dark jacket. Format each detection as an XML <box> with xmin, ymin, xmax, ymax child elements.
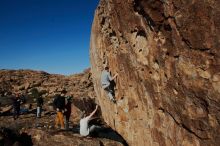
<box><xmin>64</xmin><ymin>96</ymin><xmax>72</xmax><ymax>130</ymax></box>
<box><xmin>53</xmin><ymin>93</ymin><xmax>66</xmax><ymax>129</ymax></box>
<box><xmin>36</xmin><ymin>96</ymin><xmax>44</xmax><ymax>118</ymax></box>
<box><xmin>12</xmin><ymin>93</ymin><xmax>21</xmax><ymax>120</ymax></box>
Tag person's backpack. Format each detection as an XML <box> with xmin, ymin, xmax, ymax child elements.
<box><xmin>53</xmin><ymin>94</ymin><xmax>59</xmax><ymax>109</ymax></box>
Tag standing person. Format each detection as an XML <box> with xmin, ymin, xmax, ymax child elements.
<box><xmin>80</xmin><ymin>105</ymin><xmax>99</xmax><ymax>136</ymax></box>
<box><xmin>36</xmin><ymin>95</ymin><xmax>44</xmax><ymax>118</ymax></box>
<box><xmin>12</xmin><ymin>93</ymin><xmax>21</xmax><ymax>120</ymax></box>
<box><xmin>64</xmin><ymin>96</ymin><xmax>72</xmax><ymax>130</ymax></box>
<box><xmin>53</xmin><ymin>93</ymin><xmax>65</xmax><ymax>129</ymax></box>
<box><xmin>101</xmin><ymin>66</ymin><xmax>118</xmax><ymax>103</ymax></box>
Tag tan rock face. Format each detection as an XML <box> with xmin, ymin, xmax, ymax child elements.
<box><xmin>90</xmin><ymin>0</ymin><xmax>220</xmax><ymax>146</ymax></box>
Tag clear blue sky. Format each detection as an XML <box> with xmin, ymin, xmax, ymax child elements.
<box><xmin>0</xmin><ymin>0</ymin><xmax>99</xmax><ymax>75</ymax></box>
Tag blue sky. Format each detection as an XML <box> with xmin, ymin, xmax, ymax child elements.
<box><xmin>0</xmin><ymin>0</ymin><xmax>99</xmax><ymax>75</ymax></box>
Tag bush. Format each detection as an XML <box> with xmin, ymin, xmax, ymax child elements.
<box><xmin>30</xmin><ymin>88</ymin><xmax>39</xmax><ymax>98</ymax></box>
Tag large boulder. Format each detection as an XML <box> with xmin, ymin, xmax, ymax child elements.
<box><xmin>90</xmin><ymin>0</ymin><xmax>220</xmax><ymax>146</ymax></box>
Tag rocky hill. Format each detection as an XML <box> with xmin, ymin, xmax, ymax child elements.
<box><xmin>90</xmin><ymin>0</ymin><xmax>220</xmax><ymax>146</ymax></box>
<box><xmin>0</xmin><ymin>69</ymin><xmax>94</xmax><ymax>98</ymax></box>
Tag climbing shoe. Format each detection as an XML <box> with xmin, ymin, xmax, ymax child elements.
<box><xmin>111</xmin><ymin>98</ymin><xmax>116</xmax><ymax>104</ymax></box>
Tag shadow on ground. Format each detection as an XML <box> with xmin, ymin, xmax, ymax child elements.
<box><xmin>71</xmin><ymin>125</ymin><xmax>128</xmax><ymax>146</ymax></box>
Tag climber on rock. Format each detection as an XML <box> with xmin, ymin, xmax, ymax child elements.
<box><xmin>101</xmin><ymin>66</ymin><xmax>118</xmax><ymax>103</ymax></box>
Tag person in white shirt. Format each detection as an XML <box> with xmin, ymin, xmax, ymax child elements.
<box><xmin>101</xmin><ymin>67</ymin><xmax>118</xmax><ymax>103</ymax></box>
<box><xmin>80</xmin><ymin>105</ymin><xmax>99</xmax><ymax>136</ymax></box>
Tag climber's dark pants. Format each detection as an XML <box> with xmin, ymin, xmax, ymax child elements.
<box><xmin>102</xmin><ymin>83</ymin><xmax>114</xmax><ymax>100</ymax></box>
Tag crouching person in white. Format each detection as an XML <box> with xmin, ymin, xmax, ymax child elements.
<box><xmin>80</xmin><ymin>105</ymin><xmax>99</xmax><ymax>136</ymax></box>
